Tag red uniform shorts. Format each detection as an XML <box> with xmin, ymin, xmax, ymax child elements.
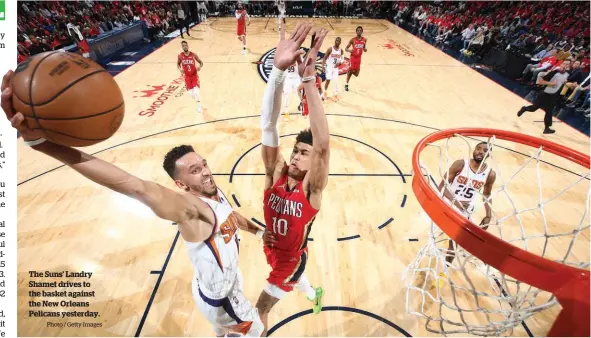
<box><xmin>264</xmin><ymin>246</ymin><xmax>308</xmax><ymax>292</ymax></box>
<box><xmin>350</xmin><ymin>57</ymin><xmax>361</xmax><ymax>71</ymax></box>
<box><xmin>302</xmin><ymin>98</ymin><xmax>309</xmax><ymax>116</ymax></box>
<box><xmin>237</xmin><ymin>25</ymin><xmax>246</xmax><ymax>36</ymax></box>
<box><xmin>184</xmin><ymin>74</ymin><xmax>200</xmax><ymax>90</ymax></box>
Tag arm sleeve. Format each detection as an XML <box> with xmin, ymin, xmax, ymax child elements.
<box><xmin>260</xmin><ymin>67</ymin><xmax>285</xmax><ymax>147</ymax></box>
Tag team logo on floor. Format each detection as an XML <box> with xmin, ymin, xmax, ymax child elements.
<box><xmin>134</xmin><ymin>77</ymin><xmax>185</xmax><ymax>117</ymax></box>
<box><xmin>257</xmin><ymin>47</ymin><xmax>350</xmax><ymax>83</ymax></box>
<box><xmin>380</xmin><ymin>39</ymin><xmax>415</xmax><ymax>57</ymax></box>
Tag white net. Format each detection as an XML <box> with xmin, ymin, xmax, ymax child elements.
<box><xmin>404</xmin><ymin>132</ymin><xmax>590</xmax><ymax>337</ymax></box>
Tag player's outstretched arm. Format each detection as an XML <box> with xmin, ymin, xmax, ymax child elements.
<box><xmin>1</xmin><ymin>72</ymin><xmax>208</xmax><ymax>225</ymax></box>
<box><xmin>363</xmin><ymin>37</ymin><xmax>368</xmax><ymax>52</ymax></box>
<box><xmin>261</xmin><ymin>22</ymin><xmax>312</xmax><ymax>189</ymax></box>
<box><xmin>301</xmin><ymin>28</ymin><xmax>330</xmax><ymax>209</ymax></box>
<box><xmin>438</xmin><ymin>159</ymin><xmax>469</xmax><ymax>210</ymax></box>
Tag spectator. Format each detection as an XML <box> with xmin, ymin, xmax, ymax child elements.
<box><xmin>518</xmin><ymin>49</ymin><xmax>558</xmax><ymax>83</ymax></box>
<box><xmin>27</xmin><ymin>36</ymin><xmax>51</xmax><ymax>55</ymax></box>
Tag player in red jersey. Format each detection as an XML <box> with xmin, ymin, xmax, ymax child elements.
<box><xmin>235</xmin><ymin>3</ymin><xmax>250</xmax><ymax>55</ymax></box>
<box><xmin>177</xmin><ymin>40</ymin><xmax>204</xmax><ymax>113</ymax></box>
<box><xmin>256</xmin><ymin>23</ymin><xmax>329</xmax><ymax>336</ymax></box>
<box><xmin>345</xmin><ymin>26</ymin><xmax>367</xmax><ymax>91</ymax></box>
<box><xmin>297</xmin><ymin>74</ymin><xmax>323</xmax><ymax>117</ymax></box>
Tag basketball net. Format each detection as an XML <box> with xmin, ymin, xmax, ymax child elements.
<box><xmin>403</xmin><ymin>130</ymin><xmax>590</xmax><ymax>336</ymax></box>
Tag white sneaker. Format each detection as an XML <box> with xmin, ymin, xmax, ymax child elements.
<box><xmin>197</xmin><ymin>105</ymin><xmax>203</xmax><ymax>113</ymax></box>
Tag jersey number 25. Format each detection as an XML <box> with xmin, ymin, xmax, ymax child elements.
<box><xmin>272</xmin><ymin>217</ymin><xmax>288</xmax><ymax>236</ymax></box>
<box><xmin>454</xmin><ymin>184</ymin><xmax>474</xmax><ymax>199</ymax></box>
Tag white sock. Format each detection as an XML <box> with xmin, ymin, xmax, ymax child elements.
<box><xmin>295</xmin><ymin>274</ymin><xmax>316</xmax><ymax>300</ymax></box>
<box><xmin>192</xmin><ymin>88</ymin><xmax>201</xmax><ymax>101</ymax></box>
<box><xmin>334</xmin><ymin>81</ymin><xmax>339</xmax><ymax>95</ymax></box>
<box><xmin>283</xmin><ymin>92</ymin><xmax>291</xmax><ymax>111</ymax></box>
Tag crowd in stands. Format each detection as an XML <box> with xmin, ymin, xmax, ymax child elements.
<box><xmin>17</xmin><ymin>1</ymin><xmax>589</xmax><ymax>117</ymax></box>
<box><xmin>17</xmin><ymin>1</ymin><xmax>196</xmax><ymax>63</ymax></box>
<box><xmin>388</xmin><ymin>1</ymin><xmax>589</xmax><ymax>116</ymax></box>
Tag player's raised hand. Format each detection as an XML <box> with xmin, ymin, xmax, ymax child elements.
<box><xmin>299</xmin><ymin>28</ymin><xmax>328</xmax><ymax>78</ymax></box>
<box><xmin>1</xmin><ymin>70</ymin><xmax>44</xmax><ymax>141</ymax></box>
<box><xmin>274</xmin><ymin>22</ymin><xmax>312</xmax><ymax>71</ymax></box>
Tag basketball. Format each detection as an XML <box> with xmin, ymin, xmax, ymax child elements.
<box><xmin>10</xmin><ymin>51</ymin><xmax>125</xmax><ymax>147</ymax></box>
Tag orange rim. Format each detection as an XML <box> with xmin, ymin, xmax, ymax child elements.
<box><xmin>411</xmin><ymin>128</ymin><xmax>590</xmax><ymax>337</ymax></box>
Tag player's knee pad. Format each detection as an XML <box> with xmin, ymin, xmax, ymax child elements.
<box><xmin>263</xmin><ymin>283</ymin><xmax>287</xmax><ymax>302</ymax></box>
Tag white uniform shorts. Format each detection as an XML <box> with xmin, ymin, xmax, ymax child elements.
<box><xmin>283</xmin><ymin>77</ymin><xmax>300</xmax><ymax>94</ymax></box>
<box><xmin>193</xmin><ymin>270</ymin><xmax>262</xmax><ymax>337</ymax></box>
<box><xmin>325</xmin><ymin>65</ymin><xmax>339</xmax><ymax>81</ymax></box>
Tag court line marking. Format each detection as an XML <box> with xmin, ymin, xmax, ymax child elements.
<box><xmin>228</xmin><ymin>132</ymin><xmax>406</xmax><ymax>183</ymax></box>
<box><xmin>208</xmin><ymin>17</ymin><xmax>390</xmax><ymax>36</ymax></box>
<box><xmin>267</xmin><ymin>305</ymin><xmax>412</xmax><ymax>337</ymax></box>
<box><xmin>135</xmin><ymin>230</ymin><xmax>180</xmax><ymax>337</ymax></box>
<box><xmin>17</xmin><ymin>113</ymin><xmax>587</xmax><ymax>186</ymax></box>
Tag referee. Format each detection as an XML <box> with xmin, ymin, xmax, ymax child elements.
<box><xmin>517</xmin><ymin>59</ymin><xmax>572</xmax><ymax>134</ymax></box>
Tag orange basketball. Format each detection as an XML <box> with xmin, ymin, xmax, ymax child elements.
<box><xmin>10</xmin><ymin>51</ymin><xmax>125</xmax><ymax>147</ymax></box>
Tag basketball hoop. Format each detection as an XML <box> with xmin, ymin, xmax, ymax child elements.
<box><xmin>404</xmin><ymin>128</ymin><xmax>590</xmax><ymax>337</ymax></box>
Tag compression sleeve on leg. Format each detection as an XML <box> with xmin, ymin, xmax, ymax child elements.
<box><xmin>261</xmin><ymin>66</ymin><xmax>285</xmax><ymax>147</ymax></box>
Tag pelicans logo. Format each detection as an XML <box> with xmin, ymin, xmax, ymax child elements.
<box><xmin>257</xmin><ymin>47</ymin><xmax>350</xmax><ymax>82</ymax></box>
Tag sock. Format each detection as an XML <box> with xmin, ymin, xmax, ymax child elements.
<box><xmin>192</xmin><ymin>88</ymin><xmax>201</xmax><ymax>102</ymax></box>
<box><xmin>295</xmin><ymin>274</ymin><xmax>316</xmax><ymax>300</ymax></box>
<box><xmin>334</xmin><ymin>81</ymin><xmax>339</xmax><ymax>95</ymax></box>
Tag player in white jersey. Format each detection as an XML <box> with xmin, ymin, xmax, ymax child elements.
<box><xmin>276</xmin><ymin>0</ymin><xmax>286</xmax><ymax>31</ymax></box>
<box><xmin>282</xmin><ymin>59</ymin><xmax>301</xmax><ymax>119</ymax></box>
<box><xmin>188</xmin><ymin>187</ymin><xmax>265</xmax><ymax>336</ymax></box>
<box><xmin>321</xmin><ymin>37</ymin><xmax>343</xmax><ymax>100</ymax></box>
<box><xmin>0</xmin><ymin>74</ymin><xmax>270</xmax><ymax>338</ymax></box>
<box><xmin>437</xmin><ymin>142</ymin><xmax>497</xmax><ymax>283</ymax></box>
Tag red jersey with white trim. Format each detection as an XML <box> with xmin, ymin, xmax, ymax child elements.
<box><xmin>179</xmin><ymin>51</ymin><xmax>198</xmax><ymax>76</ymax></box>
<box><xmin>263</xmin><ymin>172</ymin><xmax>319</xmax><ymax>253</ymax></box>
<box><xmin>351</xmin><ymin>37</ymin><xmax>366</xmax><ymax>58</ymax></box>
<box><xmin>237</xmin><ymin>9</ymin><xmax>247</xmax><ymax>26</ymax></box>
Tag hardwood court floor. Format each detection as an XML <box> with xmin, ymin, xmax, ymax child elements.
<box><xmin>16</xmin><ymin>18</ymin><xmax>589</xmax><ymax>337</ymax></box>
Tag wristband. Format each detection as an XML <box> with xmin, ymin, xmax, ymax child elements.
<box><xmin>24</xmin><ymin>138</ymin><xmax>46</xmax><ymax>147</ymax></box>
<box><xmin>302</xmin><ymin>75</ymin><xmax>316</xmax><ymax>83</ymax></box>
<box><xmin>256</xmin><ymin>229</ymin><xmax>264</xmax><ymax>239</ymax></box>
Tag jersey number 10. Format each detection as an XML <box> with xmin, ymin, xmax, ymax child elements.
<box><xmin>272</xmin><ymin>217</ymin><xmax>288</xmax><ymax>236</ymax></box>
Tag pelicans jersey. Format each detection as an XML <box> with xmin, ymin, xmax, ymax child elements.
<box><xmin>179</xmin><ymin>51</ymin><xmax>200</xmax><ymax>90</ymax></box>
<box><xmin>262</xmin><ymin>172</ymin><xmax>319</xmax><ymax>291</ymax></box>
<box><xmin>351</xmin><ymin>37</ymin><xmax>366</xmax><ymax>58</ymax></box>
<box><xmin>236</xmin><ymin>9</ymin><xmax>247</xmax><ymax>36</ymax></box>
<box><xmin>448</xmin><ymin>159</ymin><xmax>492</xmax><ymax>217</ymax></box>
<box><xmin>186</xmin><ymin>189</ymin><xmax>262</xmax><ymax>336</ymax></box>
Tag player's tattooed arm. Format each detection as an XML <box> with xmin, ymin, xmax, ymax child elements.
<box><xmin>438</xmin><ymin>159</ymin><xmax>469</xmax><ymax>210</ymax></box>
<box><xmin>480</xmin><ymin>170</ymin><xmax>496</xmax><ymax>227</ymax></box>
